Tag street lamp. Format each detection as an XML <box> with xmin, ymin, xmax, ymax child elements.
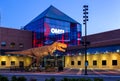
<box><xmin>83</xmin><ymin>5</ymin><xmax>89</xmax><ymax>75</ymax></box>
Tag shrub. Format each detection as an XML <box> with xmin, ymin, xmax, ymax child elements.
<box><xmin>78</xmin><ymin>78</ymin><xmax>86</xmax><ymax>81</ymax></box>
<box><xmin>11</xmin><ymin>76</ymin><xmax>17</xmax><ymax>81</ymax></box>
<box><xmin>70</xmin><ymin>78</ymin><xmax>77</xmax><ymax>81</ymax></box>
<box><xmin>45</xmin><ymin>78</ymin><xmax>49</xmax><ymax>81</ymax></box>
<box><xmin>30</xmin><ymin>78</ymin><xmax>37</xmax><ymax>81</ymax></box>
<box><xmin>94</xmin><ymin>78</ymin><xmax>103</xmax><ymax>81</ymax></box>
<box><xmin>0</xmin><ymin>75</ymin><xmax>9</xmax><ymax>81</ymax></box>
<box><xmin>86</xmin><ymin>78</ymin><xmax>92</xmax><ymax>81</ymax></box>
<box><xmin>45</xmin><ymin>77</ymin><xmax>55</xmax><ymax>81</ymax></box>
<box><xmin>61</xmin><ymin>77</ymin><xmax>68</xmax><ymax>81</ymax></box>
<box><xmin>50</xmin><ymin>77</ymin><xmax>55</xmax><ymax>81</ymax></box>
<box><xmin>17</xmin><ymin>76</ymin><xmax>27</xmax><ymax>81</ymax></box>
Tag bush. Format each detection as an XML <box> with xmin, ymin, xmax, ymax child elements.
<box><xmin>29</xmin><ymin>78</ymin><xmax>37</xmax><ymax>81</ymax></box>
<box><xmin>50</xmin><ymin>77</ymin><xmax>55</xmax><ymax>81</ymax></box>
<box><xmin>45</xmin><ymin>77</ymin><xmax>55</xmax><ymax>81</ymax></box>
<box><xmin>17</xmin><ymin>76</ymin><xmax>27</xmax><ymax>81</ymax></box>
<box><xmin>70</xmin><ymin>78</ymin><xmax>77</xmax><ymax>81</ymax></box>
<box><xmin>94</xmin><ymin>78</ymin><xmax>103</xmax><ymax>81</ymax></box>
<box><xmin>78</xmin><ymin>78</ymin><xmax>86</xmax><ymax>81</ymax></box>
<box><xmin>61</xmin><ymin>77</ymin><xmax>68</xmax><ymax>81</ymax></box>
<box><xmin>86</xmin><ymin>78</ymin><xmax>92</xmax><ymax>81</ymax></box>
<box><xmin>45</xmin><ymin>78</ymin><xmax>49</xmax><ymax>81</ymax></box>
<box><xmin>11</xmin><ymin>76</ymin><xmax>17</xmax><ymax>81</ymax></box>
<box><xmin>61</xmin><ymin>78</ymin><xmax>93</xmax><ymax>81</ymax></box>
<box><xmin>0</xmin><ymin>75</ymin><xmax>9</xmax><ymax>81</ymax></box>
<box><xmin>45</xmin><ymin>79</ymin><xmax>49</xmax><ymax>81</ymax></box>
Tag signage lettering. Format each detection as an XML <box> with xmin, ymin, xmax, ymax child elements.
<box><xmin>51</xmin><ymin>28</ymin><xmax>64</xmax><ymax>34</ymax></box>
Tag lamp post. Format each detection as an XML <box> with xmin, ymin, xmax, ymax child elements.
<box><xmin>83</xmin><ymin>5</ymin><xmax>89</xmax><ymax>75</ymax></box>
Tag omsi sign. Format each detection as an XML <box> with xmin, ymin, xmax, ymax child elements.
<box><xmin>51</xmin><ymin>28</ymin><xmax>64</xmax><ymax>34</ymax></box>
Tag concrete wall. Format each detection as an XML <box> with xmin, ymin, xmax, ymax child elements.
<box><xmin>0</xmin><ymin>55</ymin><xmax>32</xmax><ymax>68</ymax></box>
<box><xmin>65</xmin><ymin>52</ymin><xmax>120</xmax><ymax>69</ymax></box>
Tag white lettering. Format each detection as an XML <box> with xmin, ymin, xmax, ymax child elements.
<box><xmin>51</xmin><ymin>28</ymin><xmax>65</xmax><ymax>34</ymax></box>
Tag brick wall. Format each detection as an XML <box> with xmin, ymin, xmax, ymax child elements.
<box><xmin>0</xmin><ymin>27</ymin><xmax>32</xmax><ymax>50</ymax></box>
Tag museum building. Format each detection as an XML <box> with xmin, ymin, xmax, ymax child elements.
<box><xmin>0</xmin><ymin>5</ymin><xmax>120</xmax><ymax>70</ymax></box>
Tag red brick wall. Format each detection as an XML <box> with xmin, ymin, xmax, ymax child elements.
<box><xmin>0</xmin><ymin>27</ymin><xmax>32</xmax><ymax>50</ymax></box>
<box><xmin>86</xmin><ymin>29</ymin><xmax>120</xmax><ymax>43</ymax></box>
<box><xmin>84</xmin><ymin>29</ymin><xmax>120</xmax><ymax>47</ymax></box>
<box><xmin>68</xmin><ymin>29</ymin><xmax>120</xmax><ymax>50</ymax></box>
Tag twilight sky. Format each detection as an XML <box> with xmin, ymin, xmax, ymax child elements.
<box><xmin>0</xmin><ymin>0</ymin><xmax>120</xmax><ymax>35</ymax></box>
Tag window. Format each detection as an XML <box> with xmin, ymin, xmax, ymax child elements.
<box><xmin>93</xmin><ymin>60</ymin><xmax>97</xmax><ymax>66</ymax></box>
<box><xmin>10</xmin><ymin>42</ymin><xmax>15</xmax><ymax>48</ymax></box>
<box><xmin>78</xmin><ymin>61</ymin><xmax>81</xmax><ymax>65</ymax></box>
<box><xmin>1</xmin><ymin>61</ymin><xmax>6</xmax><ymax>66</ymax></box>
<box><xmin>19</xmin><ymin>43</ymin><xmax>24</xmax><ymax>48</ymax></box>
<box><xmin>112</xmin><ymin>60</ymin><xmax>117</xmax><ymax>66</ymax></box>
<box><xmin>11</xmin><ymin>61</ymin><xmax>15</xmax><ymax>66</ymax></box>
<box><xmin>85</xmin><ymin>61</ymin><xmax>89</xmax><ymax>66</ymax></box>
<box><xmin>71</xmin><ymin>61</ymin><xmax>74</xmax><ymax>65</ymax></box>
<box><xmin>1</xmin><ymin>42</ymin><xmax>6</xmax><ymax>47</ymax></box>
<box><xmin>102</xmin><ymin>60</ymin><xmax>106</xmax><ymax>65</ymax></box>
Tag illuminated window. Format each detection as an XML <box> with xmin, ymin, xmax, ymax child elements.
<box><xmin>19</xmin><ymin>43</ymin><xmax>24</xmax><ymax>48</ymax></box>
<box><xmin>1</xmin><ymin>42</ymin><xmax>6</xmax><ymax>47</ymax></box>
<box><xmin>11</xmin><ymin>61</ymin><xmax>15</xmax><ymax>66</ymax></box>
<box><xmin>93</xmin><ymin>60</ymin><xmax>97</xmax><ymax>65</ymax></box>
<box><xmin>116</xmin><ymin>49</ymin><xmax>120</xmax><ymax>52</ymax></box>
<box><xmin>71</xmin><ymin>61</ymin><xmax>74</xmax><ymax>65</ymax></box>
<box><xmin>19</xmin><ymin>61</ymin><xmax>24</xmax><ymax>67</ymax></box>
<box><xmin>105</xmin><ymin>51</ymin><xmax>108</xmax><ymax>53</ymax></box>
<box><xmin>112</xmin><ymin>60</ymin><xmax>117</xmax><ymax>66</ymax></box>
<box><xmin>78</xmin><ymin>61</ymin><xmax>81</xmax><ymax>65</ymax></box>
<box><xmin>1</xmin><ymin>61</ymin><xmax>6</xmax><ymax>66</ymax></box>
<box><xmin>102</xmin><ymin>60</ymin><xmax>106</xmax><ymax>65</ymax></box>
<box><xmin>79</xmin><ymin>53</ymin><xmax>81</xmax><ymax>55</ymax></box>
<box><xmin>87</xmin><ymin>52</ymin><xmax>90</xmax><ymax>55</ymax></box>
<box><xmin>10</xmin><ymin>42</ymin><xmax>15</xmax><ymax>48</ymax></box>
<box><xmin>85</xmin><ymin>61</ymin><xmax>89</xmax><ymax>66</ymax></box>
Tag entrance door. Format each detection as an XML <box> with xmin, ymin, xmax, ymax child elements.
<box><xmin>58</xmin><ymin>60</ymin><xmax>62</xmax><ymax>67</ymax></box>
<box><xmin>19</xmin><ymin>61</ymin><xmax>24</xmax><ymax>68</ymax></box>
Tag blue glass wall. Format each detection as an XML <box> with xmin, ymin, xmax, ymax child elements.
<box><xmin>87</xmin><ymin>45</ymin><xmax>120</xmax><ymax>54</ymax></box>
<box><xmin>66</xmin><ymin>45</ymin><xmax>120</xmax><ymax>56</ymax></box>
<box><xmin>44</xmin><ymin>18</ymin><xmax>70</xmax><ymax>45</ymax></box>
<box><xmin>44</xmin><ymin>18</ymin><xmax>81</xmax><ymax>46</ymax></box>
<box><xmin>24</xmin><ymin>17</ymin><xmax>81</xmax><ymax>47</ymax></box>
<box><xmin>24</xmin><ymin>18</ymin><xmax>44</xmax><ymax>47</ymax></box>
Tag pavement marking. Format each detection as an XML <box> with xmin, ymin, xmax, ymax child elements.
<box><xmin>77</xmin><ymin>68</ymin><xmax>82</xmax><ymax>75</ymax></box>
<box><xmin>106</xmin><ymin>70</ymin><xmax>120</xmax><ymax>74</ymax></box>
<box><xmin>90</xmin><ymin>69</ymin><xmax>107</xmax><ymax>76</ymax></box>
<box><xmin>55</xmin><ymin>68</ymin><xmax>71</xmax><ymax>74</ymax></box>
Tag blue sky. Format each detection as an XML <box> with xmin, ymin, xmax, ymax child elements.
<box><xmin>0</xmin><ymin>0</ymin><xmax>120</xmax><ymax>35</ymax></box>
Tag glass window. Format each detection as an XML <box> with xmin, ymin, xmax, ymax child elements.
<box><xmin>87</xmin><ymin>45</ymin><xmax>120</xmax><ymax>54</ymax></box>
<box><xmin>10</xmin><ymin>42</ymin><xmax>15</xmax><ymax>48</ymax></box>
<box><xmin>85</xmin><ymin>61</ymin><xmax>89</xmax><ymax>66</ymax></box>
<box><xmin>102</xmin><ymin>60</ymin><xmax>106</xmax><ymax>65</ymax></box>
<box><xmin>112</xmin><ymin>60</ymin><xmax>117</xmax><ymax>66</ymax></box>
<box><xmin>78</xmin><ymin>61</ymin><xmax>81</xmax><ymax>65</ymax></box>
<box><xmin>1</xmin><ymin>42</ymin><xmax>6</xmax><ymax>47</ymax></box>
<box><xmin>19</xmin><ymin>43</ymin><xmax>24</xmax><ymax>48</ymax></box>
<box><xmin>71</xmin><ymin>61</ymin><xmax>74</xmax><ymax>65</ymax></box>
<box><xmin>11</xmin><ymin>61</ymin><xmax>15</xmax><ymax>66</ymax></box>
<box><xmin>1</xmin><ymin>61</ymin><xmax>6</xmax><ymax>66</ymax></box>
<box><xmin>93</xmin><ymin>60</ymin><xmax>97</xmax><ymax>66</ymax></box>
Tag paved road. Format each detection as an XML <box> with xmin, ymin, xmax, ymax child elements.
<box><xmin>0</xmin><ymin>68</ymin><xmax>120</xmax><ymax>81</ymax></box>
<box><xmin>55</xmin><ymin>68</ymin><xmax>120</xmax><ymax>76</ymax></box>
